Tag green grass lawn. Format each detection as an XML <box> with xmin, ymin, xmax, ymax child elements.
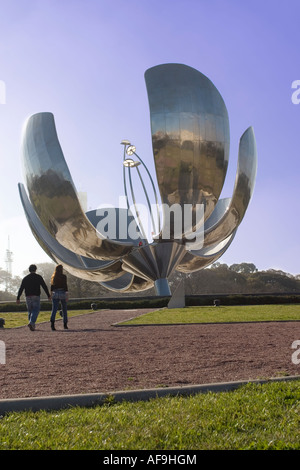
<box><xmin>1</xmin><ymin>303</ymin><xmax>300</xmax><ymax>328</ymax></box>
<box><xmin>0</xmin><ymin>380</ymin><xmax>299</xmax><ymax>450</ymax></box>
<box><xmin>0</xmin><ymin>309</ymin><xmax>93</xmax><ymax>328</ymax></box>
<box><xmin>119</xmin><ymin>304</ymin><xmax>300</xmax><ymax>325</ymax></box>
<box><xmin>1</xmin><ymin>303</ymin><xmax>299</xmax><ymax>450</ymax></box>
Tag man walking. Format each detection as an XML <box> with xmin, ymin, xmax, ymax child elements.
<box><xmin>16</xmin><ymin>264</ymin><xmax>51</xmax><ymax>331</ymax></box>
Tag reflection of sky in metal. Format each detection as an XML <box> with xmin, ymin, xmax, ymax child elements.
<box><xmin>19</xmin><ymin>64</ymin><xmax>257</xmax><ymax>295</ymax></box>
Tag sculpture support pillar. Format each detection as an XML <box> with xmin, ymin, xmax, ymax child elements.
<box><xmin>154</xmin><ymin>278</ymin><xmax>171</xmax><ymax>296</ymax></box>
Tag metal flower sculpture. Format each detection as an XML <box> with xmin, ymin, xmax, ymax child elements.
<box><xmin>18</xmin><ymin>64</ymin><xmax>257</xmax><ymax>296</ymax></box>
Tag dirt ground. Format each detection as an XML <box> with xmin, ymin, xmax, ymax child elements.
<box><xmin>0</xmin><ymin>309</ymin><xmax>299</xmax><ymax>399</ymax></box>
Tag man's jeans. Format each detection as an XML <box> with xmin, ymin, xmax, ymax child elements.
<box><xmin>50</xmin><ymin>290</ymin><xmax>68</xmax><ymax>324</ymax></box>
<box><xmin>26</xmin><ymin>295</ymin><xmax>41</xmax><ymax>326</ymax></box>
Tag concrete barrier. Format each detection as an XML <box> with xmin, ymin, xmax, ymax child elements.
<box><xmin>0</xmin><ymin>375</ymin><xmax>299</xmax><ymax>415</ymax></box>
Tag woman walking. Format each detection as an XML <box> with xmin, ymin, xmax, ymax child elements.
<box><xmin>50</xmin><ymin>265</ymin><xmax>69</xmax><ymax>330</ymax></box>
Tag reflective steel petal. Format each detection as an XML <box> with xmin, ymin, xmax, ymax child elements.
<box><xmin>100</xmin><ymin>273</ymin><xmax>153</xmax><ymax>293</ymax></box>
<box><xmin>176</xmin><ymin>231</ymin><xmax>236</xmax><ymax>273</ymax></box>
<box><xmin>18</xmin><ymin>183</ymin><xmax>126</xmax><ymax>282</ymax></box>
<box><xmin>203</xmin><ymin>126</ymin><xmax>257</xmax><ymax>246</ymax></box>
<box><xmin>145</xmin><ymin>63</ymin><xmax>230</xmax><ymax>230</ymax></box>
<box><xmin>22</xmin><ymin>112</ymin><xmax>135</xmax><ymax>260</ymax></box>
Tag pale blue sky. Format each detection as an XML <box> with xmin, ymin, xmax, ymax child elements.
<box><xmin>0</xmin><ymin>0</ymin><xmax>299</xmax><ymax>277</ymax></box>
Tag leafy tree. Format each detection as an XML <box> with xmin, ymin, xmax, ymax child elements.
<box><xmin>229</xmin><ymin>263</ymin><xmax>258</xmax><ymax>274</ymax></box>
<box><xmin>0</xmin><ymin>260</ymin><xmax>299</xmax><ymax>301</ymax></box>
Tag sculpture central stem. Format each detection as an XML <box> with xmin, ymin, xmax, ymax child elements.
<box><xmin>154</xmin><ymin>278</ymin><xmax>171</xmax><ymax>296</ymax></box>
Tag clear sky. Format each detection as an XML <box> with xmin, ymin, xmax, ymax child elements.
<box><xmin>0</xmin><ymin>0</ymin><xmax>299</xmax><ymax>278</ymax></box>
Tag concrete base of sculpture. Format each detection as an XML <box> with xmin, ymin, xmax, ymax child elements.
<box><xmin>167</xmin><ymin>280</ymin><xmax>185</xmax><ymax>309</ymax></box>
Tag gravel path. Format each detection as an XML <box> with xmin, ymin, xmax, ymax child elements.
<box><xmin>0</xmin><ymin>309</ymin><xmax>299</xmax><ymax>399</ymax></box>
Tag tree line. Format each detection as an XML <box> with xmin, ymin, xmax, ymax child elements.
<box><xmin>0</xmin><ymin>261</ymin><xmax>299</xmax><ymax>301</ymax></box>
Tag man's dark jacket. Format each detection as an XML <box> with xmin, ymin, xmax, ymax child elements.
<box><xmin>17</xmin><ymin>273</ymin><xmax>50</xmax><ymax>300</ymax></box>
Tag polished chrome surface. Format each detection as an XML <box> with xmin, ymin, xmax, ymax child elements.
<box><xmin>19</xmin><ymin>63</ymin><xmax>257</xmax><ymax>295</ymax></box>
<box><xmin>176</xmin><ymin>232</ymin><xmax>236</xmax><ymax>273</ymax></box>
<box><xmin>22</xmin><ymin>112</ymin><xmax>134</xmax><ymax>260</ymax></box>
<box><xmin>122</xmin><ymin>242</ymin><xmax>186</xmax><ymax>282</ymax></box>
<box><xmin>85</xmin><ymin>208</ymin><xmax>143</xmax><ymax>246</ymax></box>
<box><xmin>101</xmin><ymin>273</ymin><xmax>153</xmax><ymax>293</ymax></box>
<box><xmin>202</xmin><ymin>126</ymin><xmax>257</xmax><ymax>246</ymax></box>
<box><xmin>145</xmin><ymin>63</ymin><xmax>230</xmax><ymax>232</ymax></box>
<box><xmin>18</xmin><ymin>183</ymin><xmax>126</xmax><ymax>282</ymax></box>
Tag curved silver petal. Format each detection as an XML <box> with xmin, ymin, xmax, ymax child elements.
<box><xmin>100</xmin><ymin>273</ymin><xmax>153</xmax><ymax>293</ymax></box>
<box><xmin>52</xmin><ymin>259</ymin><xmax>124</xmax><ymax>283</ymax></box>
<box><xmin>145</xmin><ymin>63</ymin><xmax>230</xmax><ymax>228</ymax></box>
<box><xmin>22</xmin><ymin>112</ymin><xmax>135</xmax><ymax>260</ymax></box>
<box><xmin>202</xmin><ymin>126</ymin><xmax>257</xmax><ymax>247</ymax></box>
<box><xmin>204</xmin><ymin>197</ymin><xmax>231</xmax><ymax>232</ymax></box>
<box><xmin>18</xmin><ymin>183</ymin><xmax>126</xmax><ymax>282</ymax></box>
<box><xmin>176</xmin><ymin>231</ymin><xmax>236</xmax><ymax>273</ymax></box>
